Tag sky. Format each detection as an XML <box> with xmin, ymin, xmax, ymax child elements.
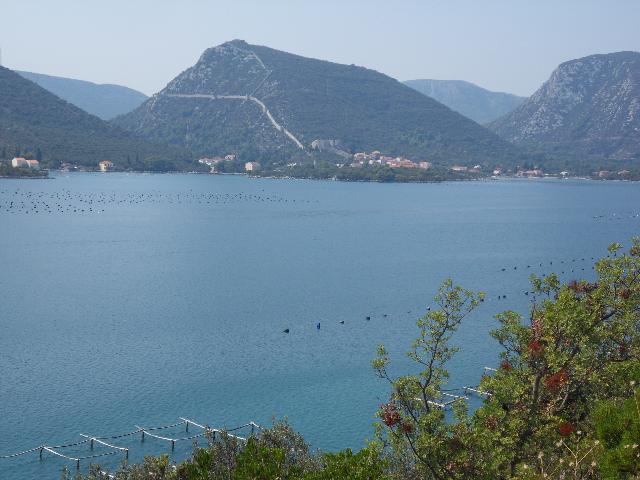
<box><xmin>1</xmin><ymin>0</ymin><xmax>639</xmax><ymax>97</ymax></box>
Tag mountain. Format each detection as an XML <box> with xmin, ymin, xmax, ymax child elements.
<box><xmin>0</xmin><ymin>66</ymin><xmax>195</xmax><ymax>170</ymax></box>
<box><xmin>115</xmin><ymin>40</ymin><xmax>525</xmax><ymax>168</ymax></box>
<box><xmin>489</xmin><ymin>51</ymin><xmax>640</xmax><ymax>169</ymax></box>
<box><xmin>403</xmin><ymin>79</ymin><xmax>526</xmax><ymax>124</ymax></box>
<box><xmin>17</xmin><ymin>71</ymin><xmax>147</xmax><ymax>120</ymax></box>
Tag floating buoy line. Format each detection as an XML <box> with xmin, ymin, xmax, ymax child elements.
<box><xmin>280</xmin><ymin>251</ymin><xmax>604</xmax><ymax>334</ymax></box>
<box><xmin>0</xmin><ymin>188</ymin><xmax>314</xmax><ymax>216</ymax></box>
<box><xmin>0</xmin><ymin>417</ymin><xmax>261</xmax><ymax>473</ymax></box>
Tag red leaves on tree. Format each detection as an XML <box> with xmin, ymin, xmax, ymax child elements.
<box><xmin>400</xmin><ymin>421</ymin><xmax>414</xmax><ymax>434</ymax></box>
<box><xmin>619</xmin><ymin>343</ymin><xmax>628</xmax><ymax>356</ymax></box>
<box><xmin>558</xmin><ymin>422</ymin><xmax>577</xmax><ymax>437</ymax></box>
<box><xmin>380</xmin><ymin>403</ymin><xmax>401</xmax><ymax>428</ymax></box>
<box><xmin>545</xmin><ymin>370</ymin><xmax>568</xmax><ymax>392</ymax></box>
<box><xmin>528</xmin><ymin>340</ymin><xmax>542</xmax><ymax>355</ymax></box>
<box><xmin>568</xmin><ymin>281</ymin><xmax>598</xmax><ymax>295</ymax></box>
<box><xmin>500</xmin><ymin>359</ymin><xmax>512</xmax><ymax>370</ymax></box>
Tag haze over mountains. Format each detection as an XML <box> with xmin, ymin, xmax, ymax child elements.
<box><xmin>404</xmin><ymin>79</ymin><xmax>526</xmax><ymax>124</ymax></box>
<box><xmin>0</xmin><ymin>66</ymin><xmax>193</xmax><ymax>170</ymax></box>
<box><xmin>115</xmin><ymin>40</ymin><xmax>523</xmax><ymax>167</ymax></box>
<box><xmin>17</xmin><ymin>71</ymin><xmax>148</xmax><ymax>120</ymax></box>
<box><xmin>489</xmin><ymin>51</ymin><xmax>640</xmax><ymax>168</ymax></box>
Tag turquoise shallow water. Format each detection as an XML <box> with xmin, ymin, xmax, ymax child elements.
<box><xmin>0</xmin><ymin>173</ymin><xmax>638</xmax><ymax>478</ymax></box>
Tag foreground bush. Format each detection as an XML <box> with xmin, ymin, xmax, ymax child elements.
<box><xmin>373</xmin><ymin>240</ymin><xmax>640</xmax><ymax>479</ymax></box>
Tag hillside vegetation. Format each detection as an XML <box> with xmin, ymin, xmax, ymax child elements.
<box><xmin>404</xmin><ymin>79</ymin><xmax>526</xmax><ymax>124</ymax></box>
<box><xmin>116</xmin><ymin>40</ymin><xmax>528</xmax><ymax>170</ymax></box>
<box><xmin>0</xmin><ymin>66</ymin><xmax>197</xmax><ymax>171</ymax></box>
<box><xmin>17</xmin><ymin>70</ymin><xmax>148</xmax><ymax>120</ymax></box>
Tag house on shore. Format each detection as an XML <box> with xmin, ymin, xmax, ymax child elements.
<box><xmin>98</xmin><ymin>160</ymin><xmax>114</xmax><ymax>172</ymax></box>
<box><xmin>11</xmin><ymin>157</ymin><xmax>39</xmax><ymax>169</ymax></box>
<box><xmin>245</xmin><ymin>161</ymin><xmax>261</xmax><ymax>172</ymax></box>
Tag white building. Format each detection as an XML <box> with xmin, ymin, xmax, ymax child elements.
<box><xmin>245</xmin><ymin>161</ymin><xmax>261</xmax><ymax>172</ymax></box>
<box><xmin>98</xmin><ymin>160</ymin><xmax>113</xmax><ymax>172</ymax></box>
<box><xmin>11</xmin><ymin>157</ymin><xmax>31</xmax><ymax>168</ymax></box>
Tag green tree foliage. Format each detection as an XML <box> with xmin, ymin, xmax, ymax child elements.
<box><xmin>593</xmin><ymin>389</ymin><xmax>640</xmax><ymax>479</ymax></box>
<box><xmin>373</xmin><ymin>240</ymin><xmax>640</xmax><ymax>479</ymax></box>
<box><xmin>0</xmin><ymin>163</ymin><xmax>47</xmax><ymax>178</ymax></box>
<box><xmin>305</xmin><ymin>447</ymin><xmax>390</xmax><ymax>480</ymax></box>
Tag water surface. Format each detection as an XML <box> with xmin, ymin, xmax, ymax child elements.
<box><xmin>0</xmin><ymin>173</ymin><xmax>638</xmax><ymax>478</ymax></box>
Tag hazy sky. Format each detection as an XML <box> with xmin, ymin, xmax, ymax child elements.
<box><xmin>1</xmin><ymin>0</ymin><xmax>638</xmax><ymax>97</ymax></box>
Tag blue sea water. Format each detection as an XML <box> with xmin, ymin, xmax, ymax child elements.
<box><xmin>0</xmin><ymin>173</ymin><xmax>638</xmax><ymax>479</ymax></box>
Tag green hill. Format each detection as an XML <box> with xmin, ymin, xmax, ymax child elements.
<box><xmin>115</xmin><ymin>40</ymin><xmax>528</xmax><ymax>169</ymax></box>
<box><xmin>17</xmin><ymin>70</ymin><xmax>148</xmax><ymax>120</ymax></box>
<box><xmin>404</xmin><ymin>79</ymin><xmax>526</xmax><ymax>124</ymax></box>
<box><xmin>0</xmin><ymin>66</ymin><xmax>196</xmax><ymax>171</ymax></box>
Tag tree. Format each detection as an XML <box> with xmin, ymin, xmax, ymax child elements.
<box><xmin>373</xmin><ymin>240</ymin><xmax>640</xmax><ymax>479</ymax></box>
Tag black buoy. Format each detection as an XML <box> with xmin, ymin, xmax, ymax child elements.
<box><xmin>366</xmin><ymin>316</ymin><xmax>371</xmax><ymax>320</ymax></box>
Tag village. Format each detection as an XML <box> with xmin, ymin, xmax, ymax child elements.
<box><xmin>348</xmin><ymin>151</ymin><xmax>432</xmax><ymax>170</ymax></box>
<box><xmin>1</xmin><ymin>154</ymin><xmax>633</xmax><ymax>181</ymax></box>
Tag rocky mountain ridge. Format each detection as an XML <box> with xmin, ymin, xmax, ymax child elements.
<box><xmin>489</xmin><ymin>51</ymin><xmax>640</xmax><ymax>167</ymax></box>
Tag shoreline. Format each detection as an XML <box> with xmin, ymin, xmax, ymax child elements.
<box><xmin>24</xmin><ymin>170</ymin><xmax>639</xmax><ymax>185</ymax></box>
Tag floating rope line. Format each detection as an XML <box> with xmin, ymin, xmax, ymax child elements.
<box><xmin>464</xmin><ymin>386</ymin><xmax>493</xmax><ymax>397</ymax></box>
<box><xmin>0</xmin><ymin>446</ymin><xmax>44</xmax><ymax>459</ymax></box>
<box><xmin>79</xmin><ymin>434</ymin><xmax>129</xmax><ymax>459</ymax></box>
<box><xmin>0</xmin><ymin>417</ymin><xmax>261</xmax><ymax>471</ymax></box>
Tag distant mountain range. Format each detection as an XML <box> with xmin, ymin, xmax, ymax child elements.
<box><xmin>115</xmin><ymin>40</ymin><xmax>524</xmax><ymax>168</ymax></box>
<box><xmin>17</xmin><ymin>71</ymin><xmax>147</xmax><ymax>120</ymax></box>
<box><xmin>489</xmin><ymin>51</ymin><xmax>640</xmax><ymax>169</ymax></box>
<box><xmin>0</xmin><ymin>66</ymin><xmax>195</xmax><ymax>170</ymax></box>
<box><xmin>3</xmin><ymin>45</ymin><xmax>638</xmax><ymax>176</ymax></box>
<box><xmin>403</xmin><ymin>79</ymin><xmax>526</xmax><ymax>124</ymax></box>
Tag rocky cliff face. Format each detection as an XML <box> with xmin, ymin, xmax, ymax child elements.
<box><xmin>115</xmin><ymin>40</ymin><xmax>524</xmax><ymax>166</ymax></box>
<box><xmin>489</xmin><ymin>51</ymin><xmax>640</xmax><ymax>164</ymax></box>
